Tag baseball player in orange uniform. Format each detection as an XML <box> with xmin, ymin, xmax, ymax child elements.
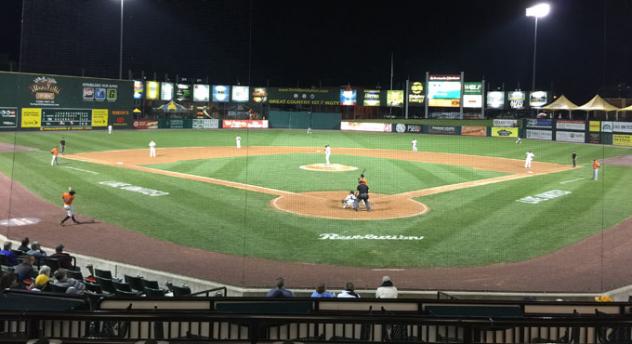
<box><xmin>592</xmin><ymin>160</ymin><xmax>601</xmax><ymax>181</ymax></box>
<box><xmin>50</xmin><ymin>147</ymin><xmax>59</xmax><ymax>166</ymax></box>
<box><xmin>60</xmin><ymin>190</ymin><xmax>80</xmax><ymax>225</ymax></box>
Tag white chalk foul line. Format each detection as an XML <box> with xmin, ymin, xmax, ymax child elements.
<box><xmin>63</xmin><ymin>166</ymin><xmax>99</xmax><ymax>175</ymax></box>
<box><xmin>560</xmin><ymin>178</ymin><xmax>584</xmax><ymax>184</ymax></box>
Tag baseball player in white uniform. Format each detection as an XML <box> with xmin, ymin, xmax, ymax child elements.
<box><xmin>108</xmin><ymin>125</ymin><xmax>113</xmax><ymax>135</ymax></box>
<box><xmin>148</xmin><ymin>140</ymin><xmax>157</xmax><ymax>158</ymax></box>
<box><xmin>342</xmin><ymin>191</ymin><xmax>357</xmax><ymax>209</ymax></box>
<box><xmin>525</xmin><ymin>150</ymin><xmax>535</xmax><ymax>172</ymax></box>
<box><xmin>236</xmin><ymin>136</ymin><xmax>241</xmax><ymax>149</ymax></box>
<box><xmin>324</xmin><ymin>145</ymin><xmax>331</xmax><ymax>165</ymax></box>
<box><xmin>411</xmin><ymin>139</ymin><xmax>418</xmax><ymax>152</ymax></box>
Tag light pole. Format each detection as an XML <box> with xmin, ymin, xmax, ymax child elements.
<box><xmin>526</xmin><ymin>3</ymin><xmax>550</xmax><ymax>91</ymax></box>
<box><xmin>118</xmin><ymin>0</ymin><xmax>125</xmax><ymax>80</ymax></box>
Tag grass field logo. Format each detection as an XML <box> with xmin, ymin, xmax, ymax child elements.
<box><xmin>319</xmin><ymin>233</ymin><xmax>424</xmax><ymax>241</ymax></box>
<box><xmin>99</xmin><ymin>181</ymin><xmax>169</xmax><ymax>197</ymax></box>
<box><xmin>517</xmin><ymin>190</ymin><xmax>571</xmax><ymax>204</ymax></box>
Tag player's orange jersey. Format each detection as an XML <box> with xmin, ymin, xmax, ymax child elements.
<box><xmin>51</xmin><ymin>147</ymin><xmax>59</xmax><ymax>156</ymax></box>
<box><xmin>359</xmin><ymin>177</ymin><xmax>368</xmax><ymax>185</ymax></box>
<box><xmin>593</xmin><ymin>160</ymin><xmax>600</xmax><ymax>169</ymax></box>
<box><xmin>62</xmin><ymin>192</ymin><xmax>74</xmax><ymax>206</ymax></box>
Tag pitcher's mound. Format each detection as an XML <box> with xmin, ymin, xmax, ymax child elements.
<box><xmin>271</xmin><ymin>191</ymin><xmax>429</xmax><ymax>220</ymax></box>
<box><xmin>300</xmin><ymin>163</ymin><xmax>358</xmax><ymax>172</ymax></box>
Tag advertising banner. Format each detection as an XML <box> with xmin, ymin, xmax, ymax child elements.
<box><xmin>232</xmin><ymin>86</ymin><xmax>249</xmax><ymax>102</ymax></box>
<box><xmin>601</xmin><ymin>121</ymin><xmax>613</xmax><ymax>133</ymax></box>
<box><xmin>526</xmin><ymin>129</ymin><xmax>553</xmax><ymax>140</ymax></box>
<box><xmin>486</xmin><ymin>91</ymin><xmax>505</xmax><ymax>109</ymax></box>
<box><xmin>556</xmin><ymin>120</ymin><xmax>585</xmax><ymax>131</ymax></box>
<box><xmin>267</xmin><ymin>87</ymin><xmax>339</xmax><ymax>105</ymax></box>
<box><xmin>386</xmin><ymin>90</ymin><xmax>404</xmax><ymax>107</ymax></box>
<box><xmin>192</xmin><ymin>118</ymin><xmax>220</xmax><ymax>129</ymax></box>
<box><xmin>146</xmin><ymin>81</ymin><xmax>160</xmax><ymax>100</ymax></box>
<box><xmin>508</xmin><ymin>91</ymin><xmax>526</xmax><ymax>109</ymax></box>
<box><xmin>340</xmin><ymin>121</ymin><xmax>392</xmax><ymax>132</ymax></box>
<box><xmin>252</xmin><ymin>88</ymin><xmax>267</xmax><ymax>103</ymax></box>
<box><xmin>0</xmin><ymin>107</ymin><xmax>17</xmax><ymax>128</ymax></box>
<box><xmin>160</xmin><ymin>82</ymin><xmax>174</xmax><ymax>101</ymax></box>
<box><xmin>429</xmin><ymin>111</ymin><xmax>462</xmax><ymax>119</ymax></box>
<box><xmin>21</xmin><ymin>108</ymin><xmax>41</xmax><ymax>128</ymax></box>
<box><xmin>133</xmin><ymin>119</ymin><xmax>159</xmax><ymax>129</ymax></box>
<box><xmin>133</xmin><ymin>80</ymin><xmax>143</xmax><ymax>100</ymax></box>
<box><xmin>193</xmin><ymin>84</ymin><xmax>210</xmax><ymax>102</ymax></box>
<box><xmin>394</xmin><ymin>123</ymin><xmax>422</xmax><ymax>133</ymax></box>
<box><xmin>91</xmin><ymin>109</ymin><xmax>108</xmax><ymax>127</ymax></box>
<box><xmin>111</xmin><ymin>110</ymin><xmax>130</xmax><ymax>128</ymax></box>
<box><xmin>408</xmin><ymin>81</ymin><xmax>425</xmax><ymax>106</ymax></box>
<box><xmin>556</xmin><ymin>131</ymin><xmax>585</xmax><ymax>143</ymax></box>
<box><xmin>222</xmin><ymin>120</ymin><xmax>269</xmax><ymax>129</ymax></box>
<box><xmin>491</xmin><ymin>127</ymin><xmax>519</xmax><ymax>138</ymax></box>
<box><xmin>427</xmin><ymin>126</ymin><xmax>458</xmax><ymax>135</ymax></box>
<box><xmin>526</xmin><ymin>118</ymin><xmax>553</xmax><ymax>129</ymax></box>
<box><xmin>613</xmin><ymin>134</ymin><xmax>632</xmax><ymax>147</ymax></box>
<box><xmin>41</xmin><ymin>108</ymin><xmax>91</xmax><ymax>130</ymax></box>
<box><xmin>461</xmin><ymin>126</ymin><xmax>487</xmax><ymax>137</ymax></box>
<box><xmin>463</xmin><ymin>82</ymin><xmax>482</xmax><ymax>108</ymax></box>
<box><xmin>427</xmin><ymin>74</ymin><xmax>461</xmax><ymax>107</ymax></box>
<box><xmin>362</xmin><ymin>89</ymin><xmax>381</xmax><ymax>106</ymax></box>
<box><xmin>493</xmin><ymin>119</ymin><xmax>518</xmax><ymax>127</ymax></box>
<box><xmin>589</xmin><ymin>121</ymin><xmax>601</xmax><ymax>132</ymax></box>
<box><xmin>340</xmin><ymin>89</ymin><xmax>357</xmax><ymax>106</ymax></box>
<box><xmin>612</xmin><ymin>122</ymin><xmax>632</xmax><ymax>133</ymax></box>
<box><xmin>175</xmin><ymin>84</ymin><xmax>192</xmax><ymax>102</ymax></box>
<box><xmin>588</xmin><ymin>132</ymin><xmax>601</xmax><ymax>144</ymax></box>
<box><xmin>529</xmin><ymin>91</ymin><xmax>548</xmax><ymax>108</ymax></box>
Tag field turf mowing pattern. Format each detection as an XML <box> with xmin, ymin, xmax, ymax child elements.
<box><xmin>0</xmin><ymin>129</ymin><xmax>631</xmax><ymax>268</ymax></box>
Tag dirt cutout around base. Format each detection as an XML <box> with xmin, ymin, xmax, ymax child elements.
<box><xmin>299</xmin><ymin>163</ymin><xmax>358</xmax><ymax>172</ymax></box>
<box><xmin>603</xmin><ymin>154</ymin><xmax>632</xmax><ymax>167</ymax></box>
<box><xmin>0</xmin><ymin>142</ymin><xmax>35</xmax><ymax>153</ymax></box>
<box><xmin>66</xmin><ymin>146</ymin><xmax>573</xmax><ymax>221</ymax></box>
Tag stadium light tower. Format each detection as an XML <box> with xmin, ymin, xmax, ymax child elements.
<box><xmin>118</xmin><ymin>0</ymin><xmax>126</xmax><ymax>80</ymax></box>
<box><xmin>526</xmin><ymin>3</ymin><xmax>551</xmax><ymax>91</ymax></box>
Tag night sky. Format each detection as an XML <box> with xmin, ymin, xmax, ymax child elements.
<box><xmin>2</xmin><ymin>0</ymin><xmax>631</xmax><ymax>101</ymax></box>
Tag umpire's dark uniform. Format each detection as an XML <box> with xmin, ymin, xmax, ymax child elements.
<box><xmin>354</xmin><ymin>183</ymin><xmax>371</xmax><ymax>211</ymax></box>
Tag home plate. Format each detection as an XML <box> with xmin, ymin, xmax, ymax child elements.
<box><xmin>0</xmin><ymin>217</ymin><xmax>41</xmax><ymax>227</ymax></box>
<box><xmin>116</xmin><ymin>161</ymin><xmax>124</xmax><ymax>165</ymax></box>
<box><xmin>300</xmin><ymin>163</ymin><xmax>358</xmax><ymax>172</ymax></box>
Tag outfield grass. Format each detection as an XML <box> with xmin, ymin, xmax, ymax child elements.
<box><xmin>0</xmin><ymin>129</ymin><xmax>631</xmax><ymax>268</ymax></box>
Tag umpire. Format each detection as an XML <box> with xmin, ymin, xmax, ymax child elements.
<box><xmin>354</xmin><ymin>181</ymin><xmax>371</xmax><ymax>212</ymax></box>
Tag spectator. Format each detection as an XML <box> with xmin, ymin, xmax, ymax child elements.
<box><xmin>53</xmin><ymin>269</ymin><xmax>85</xmax><ymax>295</ymax></box>
<box><xmin>337</xmin><ymin>282</ymin><xmax>361</xmax><ymax>298</ymax></box>
<box><xmin>14</xmin><ymin>255</ymin><xmax>37</xmax><ymax>285</ymax></box>
<box><xmin>0</xmin><ymin>241</ymin><xmax>18</xmax><ymax>266</ymax></box>
<box><xmin>27</xmin><ymin>241</ymin><xmax>47</xmax><ymax>265</ymax></box>
<box><xmin>31</xmin><ymin>265</ymin><xmax>51</xmax><ymax>292</ymax></box>
<box><xmin>17</xmin><ymin>237</ymin><xmax>30</xmax><ymax>252</ymax></box>
<box><xmin>0</xmin><ymin>271</ymin><xmax>18</xmax><ymax>290</ymax></box>
<box><xmin>266</xmin><ymin>277</ymin><xmax>293</xmax><ymax>298</ymax></box>
<box><xmin>311</xmin><ymin>283</ymin><xmax>335</xmax><ymax>298</ymax></box>
<box><xmin>376</xmin><ymin>276</ymin><xmax>398</xmax><ymax>299</ymax></box>
<box><xmin>50</xmin><ymin>244</ymin><xmax>73</xmax><ymax>269</ymax></box>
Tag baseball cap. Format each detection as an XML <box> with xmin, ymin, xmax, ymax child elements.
<box><xmin>35</xmin><ymin>274</ymin><xmax>49</xmax><ymax>288</ymax></box>
<box><xmin>382</xmin><ymin>275</ymin><xmax>392</xmax><ymax>283</ymax></box>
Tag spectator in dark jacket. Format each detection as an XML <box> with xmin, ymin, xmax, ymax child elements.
<box><xmin>266</xmin><ymin>277</ymin><xmax>293</xmax><ymax>298</ymax></box>
<box><xmin>50</xmin><ymin>244</ymin><xmax>73</xmax><ymax>269</ymax></box>
<box><xmin>14</xmin><ymin>256</ymin><xmax>37</xmax><ymax>286</ymax></box>
<box><xmin>0</xmin><ymin>242</ymin><xmax>18</xmax><ymax>266</ymax></box>
<box><xmin>0</xmin><ymin>272</ymin><xmax>18</xmax><ymax>290</ymax></box>
<box><xmin>53</xmin><ymin>269</ymin><xmax>85</xmax><ymax>295</ymax></box>
<box><xmin>17</xmin><ymin>237</ymin><xmax>30</xmax><ymax>252</ymax></box>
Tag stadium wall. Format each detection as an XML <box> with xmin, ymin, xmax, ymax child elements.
<box><xmin>268</xmin><ymin>111</ymin><xmax>341</xmax><ymax>129</ymax></box>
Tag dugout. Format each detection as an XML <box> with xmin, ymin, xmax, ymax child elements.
<box><xmin>268</xmin><ymin>110</ymin><xmax>341</xmax><ymax>130</ymax></box>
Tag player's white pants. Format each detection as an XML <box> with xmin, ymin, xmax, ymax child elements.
<box><xmin>412</xmin><ymin>146</ymin><xmax>417</xmax><ymax>152</ymax></box>
<box><xmin>525</xmin><ymin>159</ymin><xmax>532</xmax><ymax>169</ymax></box>
<box><xmin>343</xmin><ymin>200</ymin><xmax>355</xmax><ymax>208</ymax></box>
<box><xmin>64</xmin><ymin>205</ymin><xmax>74</xmax><ymax>217</ymax></box>
<box><xmin>325</xmin><ymin>153</ymin><xmax>331</xmax><ymax>165</ymax></box>
<box><xmin>149</xmin><ymin>148</ymin><xmax>156</xmax><ymax>157</ymax></box>
<box><xmin>108</xmin><ymin>126</ymin><xmax>112</xmax><ymax>134</ymax></box>
<box><xmin>51</xmin><ymin>156</ymin><xmax>58</xmax><ymax>166</ymax></box>
<box><xmin>593</xmin><ymin>168</ymin><xmax>599</xmax><ymax>180</ymax></box>
<box><xmin>236</xmin><ymin>143</ymin><xmax>241</xmax><ymax>149</ymax></box>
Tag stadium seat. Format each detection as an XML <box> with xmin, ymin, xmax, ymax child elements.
<box><xmin>94</xmin><ymin>268</ymin><xmax>114</xmax><ymax>280</ymax></box>
<box><xmin>95</xmin><ymin>276</ymin><xmax>117</xmax><ymax>294</ymax></box>
<box><xmin>66</xmin><ymin>269</ymin><xmax>84</xmax><ymax>281</ymax></box>
<box><xmin>143</xmin><ymin>287</ymin><xmax>167</xmax><ymax>297</ymax></box>
<box><xmin>168</xmin><ymin>284</ymin><xmax>192</xmax><ymax>297</ymax></box>
<box><xmin>124</xmin><ymin>274</ymin><xmax>145</xmax><ymax>292</ymax></box>
<box><xmin>85</xmin><ymin>282</ymin><xmax>103</xmax><ymax>294</ymax></box>
<box><xmin>143</xmin><ymin>279</ymin><xmax>160</xmax><ymax>289</ymax></box>
<box><xmin>50</xmin><ymin>284</ymin><xmax>68</xmax><ymax>293</ymax></box>
<box><xmin>41</xmin><ymin>257</ymin><xmax>60</xmax><ymax>273</ymax></box>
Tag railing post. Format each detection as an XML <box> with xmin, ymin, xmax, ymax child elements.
<box><xmin>463</xmin><ymin>323</ymin><xmax>473</xmax><ymax>344</ymax></box>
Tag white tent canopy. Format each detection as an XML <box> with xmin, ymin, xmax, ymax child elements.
<box><xmin>541</xmin><ymin>95</ymin><xmax>578</xmax><ymax>111</ymax></box>
<box><xmin>576</xmin><ymin>95</ymin><xmax>620</xmax><ymax>112</ymax></box>
<box><xmin>617</xmin><ymin>104</ymin><xmax>632</xmax><ymax>112</ymax></box>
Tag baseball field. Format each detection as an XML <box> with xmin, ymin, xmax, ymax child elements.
<box><xmin>1</xmin><ymin>129</ymin><xmax>632</xmax><ymax>290</ymax></box>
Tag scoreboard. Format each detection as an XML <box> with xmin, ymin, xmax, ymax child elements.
<box><xmin>41</xmin><ymin>109</ymin><xmax>92</xmax><ymax>130</ymax></box>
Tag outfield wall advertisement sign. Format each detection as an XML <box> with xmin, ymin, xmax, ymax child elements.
<box><xmin>175</xmin><ymin>84</ymin><xmax>192</xmax><ymax>102</ymax></box>
<box><xmin>232</xmin><ymin>86</ymin><xmax>249</xmax><ymax>102</ymax></box>
<box><xmin>589</xmin><ymin>121</ymin><xmax>601</xmax><ymax>132</ymax></box>
<box><xmin>609</xmin><ymin>122</ymin><xmax>632</xmax><ymax>133</ymax></box>
<box><xmin>427</xmin><ymin>75</ymin><xmax>461</xmax><ymax>107</ymax></box>
<box><xmin>41</xmin><ymin>108</ymin><xmax>92</xmax><ymax>130</ymax></box>
<box><xmin>386</xmin><ymin>90</ymin><xmax>404</xmax><ymax>107</ymax></box>
<box><xmin>588</xmin><ymin>133</ymin><xmax>601</xmax><ymax>144</ymax></box>
<box><xmin>267</xmin><ymin>88</ymin><xmax>339</xmax><ymax>105</ymax></box>
<box><xmin>340</xmin><ymin>89</ymin><xmax>357</xmax><ymax>106</ymax></box>
<box><xmin>601</xmin><ymin>121</ymin><xmax>613</xmax><ymax>133</ymax></box>
<box><xmin>493</xmin><ymin>119</ymin><xmax>518</xmax><ymax>127</ymax></box>
<box><xmin>613</xmin><ymin>134</ymin><xmax>632</xmax><ymax>147</ymax></box>
<box><xmin>556</xmin><ymin>120</ymin><xmax>585</xmax><ymax>131</ymax></box>
<box><xmin>529</xmin><ymin>91</ymin><xmax>548</xmax><ymax>108</ymax></box>
<box><xmin>526</xmin><ymin>129</ymin><xmax>553</xmax><ymax>141</ymax></box>
<box><xmin>192</xmin><ymin>118</ymin><xmax>220</xmax><ymax>129</ymax></box>
<box><xmin>486</xmin><ymin>91</ymin><xmax>505</xmax><ymax>109</ymax></box>
<box><xmin>160</xmin><ymin>82</ymin><xmax>174</xmax><ymax>101</ymax></box>
<box><xmin>193</xmin><ymin>84</ymin><xmax>210</xmax><ymax>102</ymax></box>
<box><xmin>491</xmin><ymin>127</ymin><xmax>519</xmax><ymax>137</ymax></box>
<box><xmin>463</xmin><ymin>82</ymin><xmax>482</xmax><ymax>108</ymax></box>
<box><xmin>526</xmin><ymin>119</ymin><xmax>553</xmax><ymax>129</ymax></box>
<box><xmin>20</xmin><ymin>108</ymin><xmax>41</xmax><ymax>128</ymax></box>
<box><xmin>461</xmin><ymin>126</ymin><xmax>487</xmax><ymax>137</ymax></box>
<box><xmin>133</xmin><ymin>81</ymin><xmax>143</xmax><ymax>100</ymax></box>
<box><xmin>340</xmin><ymin>121</ymin><xmax>392</xmax><ymax>132</ymax></box>
<box><xmin>0</xmin><ymin>108</ymin><xmax>17</xmax><ymax>128</ymax></box>
<box><xmin>222</xmin><ymin>120</ymin><xmax>269</xmax><ymax>129</ymax></box>
<box><xmin>252</xmin><ymin>88</ymin><xmax>267</xmax><ymax>103</ymax></box>
<box><xmin>508</xmin><ymin>91</ymin><xmax>526</xmax><ymax>109</ymax></box>
<box><xmin>146</xmin><ymin>81</ymin><xmax>160</xmax><ymax>100</ymax></box>
<box><xmin>362</xmin><ymin>90</ymin><xmax>381</xmax><ymax>106</ymax></box>
<box><xmin>427</xmin><ymin>126</ymin><xmax>458</xmax><ymax>135</ymax></box>
<box><xmin>556</xmin><ymin>131</ymin><xmax>585</xmax><ymax>143</ymax></box>
<box><xmin>394</xmin><ymin>123</ymin><xmax>422</xmax><ymax>133</ymax></box>
<box><xmin>408</xmin><ymin>82</ymin><xmax>425</xmax><ymax>106</ymax></box>
<box><xmin>133</xmin><ymin>119</ymin><xmax>159</xmax><ymax>129</ymax></box>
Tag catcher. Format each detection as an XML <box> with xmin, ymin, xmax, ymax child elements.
<box><xmin>342</xmin><ymin>191</ymin><xmax>357</xmax><ymax>209</ymax></box>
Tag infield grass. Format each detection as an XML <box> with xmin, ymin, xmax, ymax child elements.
<box><xmin>0</xmin><ymin>129</ymin><xmax>631</xmax><ymax>268</ymax></box>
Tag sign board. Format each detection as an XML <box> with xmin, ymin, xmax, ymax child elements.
<box><xmin>556</xmin><ymin>120</ymin><xmax>585</xmax><ymax>131</ymax></box>
<box><xmin>526</xmin><ymin>129</ymin><xmax>553</xmax><ymax>140</ymax></box>
<box><xmin>556</xmin><ymin>131</ymin><xmax>585</xmax><ymax>143</ymax></box>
